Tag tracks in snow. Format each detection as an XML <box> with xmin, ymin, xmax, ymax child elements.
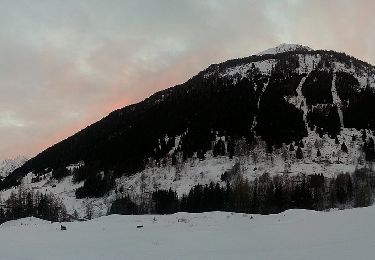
<box><xmin>295</xmin><ymin>72</ymin><xmax>311</xmax><ymax>130</ymax></box>
<box><xmin>331</xmin><ymin>69</ymin><xmax>344</xmax><ymax>128</ymax></box>
<box><xmin>251</xmin><ymin>78</ymin><xmax>270</xmax><ymax>132</ymax></box>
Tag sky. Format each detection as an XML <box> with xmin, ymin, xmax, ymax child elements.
<box><xmin>0</xmin><ymin>0</ymin><xmax>374</xmax><ymax>159</ymax></box>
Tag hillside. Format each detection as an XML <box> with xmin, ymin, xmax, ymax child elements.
<box><xmin>1</xmin><ymin>44</ymin><xmax>375</xmax><ymax>218</ymax></box>
<box><xmin>1</xmin><ymin>206</ymin><xmax>375</xmax><ymax>260</ymax></box>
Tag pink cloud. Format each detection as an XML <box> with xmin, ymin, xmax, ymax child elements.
<box><xmin>0</xmin><ymin>0</ymin><xmax>374</xmax><ymax>159</ymax></box>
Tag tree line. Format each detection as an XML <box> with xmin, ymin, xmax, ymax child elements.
<box><xmin>0</xmin><ymin>186</ymin><xmax>69</xmax><ymax>224</ymax></box>
<box><xmin>109</xmin><ymin>167</ymin><xmax>375</xmax><ymax>215</ymax></box>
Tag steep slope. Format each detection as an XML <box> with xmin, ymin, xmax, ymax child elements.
<box><xmin>2</xmin><ymin>44</ymin><xmax>375</xmax><ymax>204</ymax></box>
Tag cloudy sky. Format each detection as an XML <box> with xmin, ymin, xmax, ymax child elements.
<box><xmin>0</xmin><ymin>0</ymin><xmax>374</xmax><ymax>159</ymax></box>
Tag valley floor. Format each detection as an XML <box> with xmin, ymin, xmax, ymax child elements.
<box><xmin>0</xmin><ymin>206</ymin><xmax>375</xmax><ymax>260</ymax></box>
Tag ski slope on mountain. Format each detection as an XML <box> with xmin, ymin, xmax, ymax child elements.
<box><xmin>0</xmin><ymin>206</ymin><xmax>374</xmax><ymax>260</ymax></box>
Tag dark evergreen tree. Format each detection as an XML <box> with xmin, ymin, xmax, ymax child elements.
<box><xmin>302</xmin><ymin>70</ymin><xmax>333</xmax><ymax>105</ymax></box>
<box><xmin>362</xmin><ymin>130</ymin><xmax>367</xmax><ymax>142</ymax></box>
<box><xmin>197</xmin><ymin>150</ymin><xmax>205</xmax><ymax>160</ymax></box>
<box><xmin>52</xmin><ymin>167</ymin><xmax>70</xmax><ymax>180</ymax></box>
<box><xmin>341</xmin><ymin>142</ymin><xmax>348</xmax><ymax>153</ymax></box>
<box><xmin>364</xmin><ymin>137</ymin><xmax>375</xmax><ymax>161</ymax></box>
<box><xmin>213</xmin><ymin>139</ymin><xmax>226</xmax><ymax>157</ymax></box>
<box><xmin>152</xmin><ymin>189</ymin><xmax>179</xmax><ymax>214</ymax></box>
<box><xmin>109</xmin><ymin>196</ymin><xmax>138</xmax><ymax>215</ymax></box>
<box><xmin>75</xmin><ymin>170</ymin><xmax>115</xmax><ymax>198</ymax></box>
<box><xmin>227</xmin><ymin>138</ymin><xmax>235</xmax><ymax>159</ymax></box>
<box><xmin>296</xmin><ymin>147</ymin><xmax>304</xmax><ymax>159</ymax></box>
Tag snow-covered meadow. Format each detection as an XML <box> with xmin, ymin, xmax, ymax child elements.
<box><xmin>0</xmin><ymin>206</ymin><xmax>374</xmax><ymax>260</ymax></box>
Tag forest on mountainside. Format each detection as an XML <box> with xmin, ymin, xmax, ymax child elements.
<box><xmin>110</xmin><ymin>168</ymin><xmax>375</xmax><ymax>216</ymax></box>
<box><xmin>2</xmin><ymin>49</ymin><xmax>375</xmax><ymax>196</ymax></box>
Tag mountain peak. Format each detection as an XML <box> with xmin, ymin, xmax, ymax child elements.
<box><xmin>0</xmin><ymin>155</ymin><xmax>28</xmax><ymax>178</ymax></box>
<box><xmin>257</xmin><ymin>43</ymin><xmax>313</xmax><ymax>56</ymax></box>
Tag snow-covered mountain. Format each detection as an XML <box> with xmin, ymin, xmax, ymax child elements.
<box><xmin>1</xmin><ymin>44</ymin><xmax>375</xmax><ymax>218</ymax></box>
<box><xmin>0</xmin><ymin>156</ymin><xmax>27</xmax><ymax>178</ymax></box>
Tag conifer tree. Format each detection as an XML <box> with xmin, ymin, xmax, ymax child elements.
<box><xmin>341</xmin><ymin>142</ymin><xmax>348</xmax><ymax>153</ymax></box>
<box><xmin>296</xmin><ymin>146</ymin><xmax>304</xmax><ymax>159</ymax></box>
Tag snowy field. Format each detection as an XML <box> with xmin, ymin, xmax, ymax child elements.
<box><xmin>1</xmin><ymin>206</ymin><xmax>375</xmax><ymax>260</ymax></box>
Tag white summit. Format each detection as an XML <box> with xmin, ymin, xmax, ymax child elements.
<box><xmin>257</xmin><ymin>43</ymin><xmax>313</xmax><ymax>56</ymax></box>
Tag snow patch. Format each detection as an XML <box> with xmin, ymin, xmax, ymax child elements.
<box><xmin>257</xmin><ymin>43</ymin><xmax>313</xmax><ymax>56</ymax></box>
<box><xmin>220</xmin><ymin>59</ymin><xmax>277</xmax><ymax>78</ymax></box>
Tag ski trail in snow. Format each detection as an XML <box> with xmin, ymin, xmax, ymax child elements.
<box><xmin>331</xmin><ymin>69</ymin><xmax>344</xmax><ymax>128</ymax></box>
<box><xmin>295</xmin><ymin>72</ymin><xmax>310</xmax><ymax>129</ymax></box>
<box><xmin>251</xmin><ymin>78</ymin><xmax>269</xmax><ymax>132</ymax></box>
